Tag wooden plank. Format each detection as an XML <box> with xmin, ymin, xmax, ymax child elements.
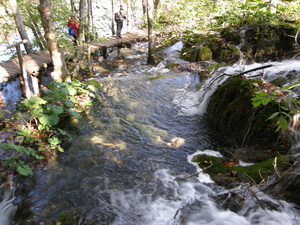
<box><xmin>0</xmin><ymin>30</ymin><xmax>148</xmax><ymax>83</ymax></box>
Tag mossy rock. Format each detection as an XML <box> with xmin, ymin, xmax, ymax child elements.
<box><xmin>192</xmin><ymin>154</ymin><xmax>290</xmax><ymax>187</ymax></box>
<box><xmin>242</xmin><ymin>24</ymin><xmax>297</xmax><ymax>62</ymax></box>
<box><xmin>231</xmin><ymin>156</ymin><xmax>290</xmax><ymax>184</ymax></box>
<box><xmin>215</xmin><ymin>46</ymin><xmax>240</xmax><ymax>64</ymax></box>
<box><xmin>181</xmin><ymin>47</ymin><xmax>199</xmax><ymax>62</ymax></box>
<box><xmin>198</xmin><ymin>46</ymin><xmax>213</xmax><ymax>61</ymax></box>
<box><xmin>207</xmin><ymin>76</ymin><xmax>291</xmax><ymax>155</ymax></box>
<box><xmin>220</xmin><ymin>27</ymin><xmax>241</xmax><ymax>45</ymax></box>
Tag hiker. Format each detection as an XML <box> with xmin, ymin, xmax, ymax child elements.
<box><xmin>115</xmin><ymin>6</ymin><xmax>126</xmax><ymax>39</ymax></box>
<box><xmin>68</xmin><ymin>13</ymin><xmax>79</xmax><ymax>45</ymax></box>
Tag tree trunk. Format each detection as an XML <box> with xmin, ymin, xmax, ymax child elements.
<box><xmin>70</xmin><ymin>0</ymin><xmax>75</xmax><ymax>12</ymax></box>
<box><xmin>111</xmin><ymin>0</ymin><xmax>115</xmax><ymax>35</ymax></box>
<box><xmin>9</xmin><ymin>0</ymin><xmax>33</xmax><ymax>54</ymax></box>
<box><xmin>78</xmin><ymin>0</ymin><xmax>87</xmax><ymax>44</ymax></box>
<box><xmin>126</xmin><ymin>0</ymin><xmax>132</xmax><ymax>33</ymax></box>
<box><xmin>154</xmin><ymin>0</ymin><xmax>159</xmax><ymax>10</ymax></box>
<box><xmin>142</xmin><ymin>0</ymin><xmax>146</xmax><ymax>15</ymax></box>
<box><xmin>147</xmin><ymin>0</ymin><xmax>155</xmax><ymax>65</ymax></box>
<box><xmin>39</xmin><ymin>0</ymin><xmax>69</xmax><ymax>82</ymax></box>
<box><xmin>88</xmin><ymin>0</ymin><xmax>94</xmax><ymax>40</ymax></box>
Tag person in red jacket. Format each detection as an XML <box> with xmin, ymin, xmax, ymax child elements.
<box><xmin>68</xmin><ymin>13</ymin><xmax>79</xmax><ymax>45</ymax></box>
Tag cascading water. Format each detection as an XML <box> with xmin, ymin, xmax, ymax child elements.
<box><xmin>2</xmin><ymin>42</ymin><xmax>300</xmax><ymax>224</ymax></box>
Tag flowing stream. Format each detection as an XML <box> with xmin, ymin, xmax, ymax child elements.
<box><xmin>2</xmin><ymin>43</ymin><xmax>300</xmax><ymax>224</ymax></box>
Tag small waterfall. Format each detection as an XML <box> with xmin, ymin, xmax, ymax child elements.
<box><xmin>0</xmin><ymin>175</ymin><xmax>17</xmax><ymax>225</ymax></box>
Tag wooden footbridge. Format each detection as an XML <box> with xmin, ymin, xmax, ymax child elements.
<box><xmin>0</xmin><ymin>30</ymin><xmax>147</xmax><ymax>84</ymax></box>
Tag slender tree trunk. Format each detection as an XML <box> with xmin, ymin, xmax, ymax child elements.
<box><xmin>39</xmin><ymin>0</ymin><xmax>69</xmax><ymax>82</ymax></box>
<box><xmin>147</xmin><ymin>0</ymin><xmax>155</xmax><ymax>65</ymax></box>
<box><xmin>9</xmin><ymin>0</ymin><xmax>33</xmax><ymax>54</ymax></box>
<box><xmin>111</xmin><ymin>0</ymin><xmax>115</xmax><ymax>35</ymax></box>
<box><xmin>154</xmin><ymin>0</ymin><xmax>159</xmax><ymax>18</ymax></box>
<box><xmin>127</xmin><ymin>0</ymin><xmax>132</xmax><ymax>32</ymax></box>
<box><xmin>78</xmin><ymin>0</ymin><xmax>87</xmax><ymax>44</ymax></box>
<box><xmin>86</xmin><ymin>0</ymin><xmax>91</xmax><ymax>42</ymax></box>
<box><xmin>70</xmin><ymin>0</ymin><xmax>75</xmax><ymax>12</ymax></box>
<box><xmin>89</xmin><ymin>0</ymin><xmax>94</xmax><ymax>39</ymax></box>
<box><xmin>142</xmin><ymin>0</ymin><xmax>146</xmax><ymax>15</ymax></box>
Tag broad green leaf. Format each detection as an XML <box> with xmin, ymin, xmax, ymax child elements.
<box><xmin>48</xmin><ymin>137</ymin><xmax>61</xmax><ymax>145</ymax></box>
<box><xmin>39</xmin><ymin>114</ymin><xmax>59</xmax><ymax>127</ymax></box>
<box><xmin>57</xmin><ymin>146</ymin><xmax>64</xmax><ymax>152</ymax></box>
<box><xmin>85</xmin><ymin>102</ymin><xmax>93</xmax><ymax>106</ymax></box>
<box><xmin>17</xmin><ymin>165</ymin><xmax>33</xmax><ymax>176</ymax></box>
<box><xmin>266</xmin><ymin>112</ymin><xmax>279</xmax><ymax>120</ymax></box>
<box><xmin>277</xmin><ymin>115</ymin><xmax>288</xmax><ymax>130</ymax></box>
<box><xmin>29</xmin><ymin>96</ymin><xmax>47</xmax><ymax>105</ymax></box>
<box><xmin>67</xmin><ymin>86</ymin><xmax>78</xmax><ymax>96</ymax></box>
<box><xmin>261</xmin><ymin>98</ymin><xmax>271</xmax><ymax>105</ymax></box>
<box><xmin>50</xmin><ymin>105</ymin><xmax>64</xmax><ymax>115</ymax></box>
<box><xmin>63</xmin><ymin>99</ymin><xmax>74</xmax><ymax>108</ymax></box>
<box><xmin>67</xmin><ymin>109</ymin><xmax>80</xmax><ymax>119</ymax></box>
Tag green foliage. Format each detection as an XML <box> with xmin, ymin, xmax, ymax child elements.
<box><xmin>20</xmin><ymin>79</ymin><xmax>100</xmax><ymax>130</ymax></box>
<box><xmin>0</xmin><ymin>79</ymin><xmax>101</xmax><ymax>176</ymax></box>
<box><xmin>251</xmin><ymin>81</ymin><xmax>300</xmax><ymax>131</ymax></box>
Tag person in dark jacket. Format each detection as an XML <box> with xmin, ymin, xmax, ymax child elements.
<box><xmin>114</xmin><ymin>6</ymin><xmax>126</xmax><ymax>39</ymax></box>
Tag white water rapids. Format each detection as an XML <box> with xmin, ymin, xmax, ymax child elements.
<box><xmin>1</xmin><ymin>42</ymin><xmax>300</xmax><ymax>224</ymax></box>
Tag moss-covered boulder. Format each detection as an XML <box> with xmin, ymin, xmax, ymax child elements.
<box><xmin>241</xmin><ymin>24</ymin><xmax>298</xmax><ymax>62</ymax></box>
<box><xmin>199</xmin><ymin>46</ymin><xmax>213</xmax><ymax>61</ymax></box>
<box><xmin>215</xmin><ymin>46</ymin><xmax>240</xmax><ymax>64</ymax></box>
<box><xmin>220</xmin><ymin>27</ymin><xmax>241</xmax><ymax>45</ymax></box>
<box><xmin>207</xmin><ymin>76</ymin><xmax>292</xmax><ymax>160</ymax></box>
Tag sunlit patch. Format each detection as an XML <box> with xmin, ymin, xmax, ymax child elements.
<box><xmin>91</xmin><ymin>135</ymin><xmax>105</xmax><ymax>144</ymax></box>
<box><xmin>113</xmin><ymin>140</ymin><xmax>127</xmax><ymax>151</ymax></box>
<box><xmin>125</xmin><ymin>113</ymin><xmax>135</xmax><ymax>122</ymax></box>
<box><xmin>150</xmin><ymin>136</ymin><xmax>164</xmax><ymax>145</ymax></box>
<box><xmin>106</xmin><ymin>152</ymin><xmax>123</xmax><ymax>164</ymax></box>
<box><xmin>167</xmin><ymin>137</ymin><xmax>185</xmax><ymax>148</ymax></box>
<box><xmin>128</xmin><ymin>101</ymin><xmax>139</xmax><ymax>109</ymax></box>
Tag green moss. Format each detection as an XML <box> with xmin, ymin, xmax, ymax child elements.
<box><xmin>231</xmin><ymin>156</ymin><xmax>290</xmax><ymax>184</ymax></box>
<box><xmin>192</xmin><ymin>154</ymin><xmax>227</xmax><ymax>179</ymax></box>
<box><xmin>166</xmin><ymin>63</ymin><xmax>178</xmax><ymax>69</ymax></box>
<box><xmin>220</xmin><ymin>28</ymin><xmax>241</xmax><ymax>45</ymax></box>
<box><xmin>216</xmin><ymin>46</ymin><xmax>240</xmax><ymax>64</ymax></box>
<box><xmin>192</xmin><ymin>154</ymin><xmax>290</xmax><ymax>187</ymax></box>
<box><xmin>58</xmin><ymin>209</ymin><xmax>80</xmax><ymax>225</ymax></box>
<box><xmin>146</xmin><ymin>74</ymin><xmax>166</xmax><ymax>80</ymax></box>
<box><xmin>198</xmin><ymin>46</ymin><xmax>213</xmax><ymax>61</ymax></box>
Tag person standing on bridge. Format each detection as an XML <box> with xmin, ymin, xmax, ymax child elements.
<box><xmin>115</xmin><ymin>5</ymin><xmax>126</xmax><ymax>39</ymax></box>
<box><xmin>68</xmin><ymin>13</ymin><xmax>79</xmax><ymax>45</ymax></box>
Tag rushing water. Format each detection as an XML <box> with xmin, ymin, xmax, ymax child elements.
<box><xmin>2</xmin><ymin>43</ymin><xmax>300</xmax><ymax>224</ymax></box>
